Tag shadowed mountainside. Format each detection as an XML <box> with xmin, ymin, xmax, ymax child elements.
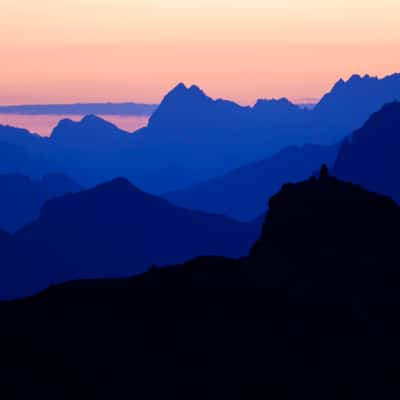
<box><xmin>0</xmin><ymin>173</ymin><xmax>82</xmax><ymax>232</ymax></box>
<box><xmin>333</xmin><ymin>102</ymin><xmax>400</xmax><ymax>203</ymax></box>
<box><xmin>0</xmin><ymin>73</ymin><xmax>399</xmax><ymax>192</ymax></box>
<box><xmin>9</xmin><ymin>177</ymin><xmax>259</xmax><ymax>298</ymax></box>
<box><xmin>0</xmin><ymin>125</ymin><xmax>51</xmax><ymax>177</ymax></box>
<box><xmin>1</xmin><ymin>172</ymin><xmax>400</xmax><ymax>398</ymax></box>
<box><xmin>165</xmin><ymin>143</ymin><xmax>339</xmax><ymax>220</ymax></box>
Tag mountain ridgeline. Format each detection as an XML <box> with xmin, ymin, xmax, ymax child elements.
<box><xmin>0</xmin><ymin>178</ymin><xmax>260</xmax><ymax>299</ymax></box>
<box><xmin>166</xmin><ymin>99</ymin><xmax>400</xmax><ymax>219</ymax></box>
<box><xmin>1</xmin><ymin>173</ymin><xmax>400</xmax><ymax>398</ymax></box>
<box><xmin>0</xmin><ymin>73</ymin><xmax>399</xmax><ymax>192</ymax></box>
<box><xmin>0</xmin><ymin>173</ymin><xmax>82</xmax><ymax>232</ymax></box>
<box><xmin>165</xmin><ymin>143</ymin><xmax>340</xmax><ymax>220</ymax></box>
<box><xmin>0</xmin><ymin>70</ymin><xmax>400</xmax><ymax>399</ymax></box>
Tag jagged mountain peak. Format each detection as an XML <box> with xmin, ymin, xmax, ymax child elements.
<box><xmin>162</xmin><ymin>82</ymin><xmax>210</xmax><ymax>104</ymax></box>
<box><xmin>148</xmin><ymin>83</ymin><xmax>215</xmax><ymax>127</ymax></box>
<box><xmin>314</xmin><ymin>73</ymin><xmax>400</xmax><ymax>123</ymax></box>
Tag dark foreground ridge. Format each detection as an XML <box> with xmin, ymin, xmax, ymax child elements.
<box><xmin>1</xmin><ymin>172</ymin><xmax>400</xmax><ymax>399</ymax></box>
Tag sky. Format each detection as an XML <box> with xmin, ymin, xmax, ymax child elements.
<box><xmin>1</xmin><ymin>0</ymin><xmax>399</xmax><ymax>105</ymax></box>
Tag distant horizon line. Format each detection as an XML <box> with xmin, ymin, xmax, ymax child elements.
<box><xmin>3</xmin><ymin>72</ymin><xmax>398</xmax><ymax>113</ymax></box>
<box><xmin>0</xmin><ymin>102</ymin><xmax>159</xmax><ymax>116</ymax></box>
<box><xmin>0</xmin><ymin>99</ymin><xmax>319</xmax><ymax>115</ymax></box>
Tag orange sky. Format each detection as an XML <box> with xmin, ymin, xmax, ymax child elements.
<box><xmin>1</xmin><ymin>0</ymin><xmax>399</xmax><ymax>105</ymax></box>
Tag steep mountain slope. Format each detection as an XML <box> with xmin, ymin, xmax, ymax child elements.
<box><xmin>333</xmin><ymin>102</ymin><xmax>400</xmax><ymax>202</ymax></box>
<box><xmin>165</xmin><ymin>143</ymin><xmax>339</xmax><ymax>220</ymax></box>
<box><xmin>0</xmin><ymin>173</ymin><xmax>82</xmax><ymax>232</ymax></box>
<box><xmin>2</xmin><ymin>172</ymin><xmax>400</xmax><ymax>398</ymax></box>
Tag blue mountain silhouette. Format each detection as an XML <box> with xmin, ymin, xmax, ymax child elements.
<box><xmin>51</xmin><ymin>115</ymin><xmax>129</xmax><ymax>146</ymax></box>
<box><xmin>165</xmin><ymin>143</ymin><xmax>339</xmax><ymax>220</ymax></box>
<box><xmin>0</xmin><ymin>125</ymin><xmax>51</xmax><ymax>177</ymax></box>
<box><xmin>4</xmin><ymin>177</ymin><xmax>260</xmax><ymax>299</ymax></box>
<box><xmin>0</xmin><ymin>73</ymin><xmax>399</xmax><ymax>192</ymax></box>
<box><xmin>0</xmin><ymin>173</ymin><xmax>82</xmax><ymax>232</ymax></box>
<box><xmin>333</xmin><ymin>101</ymin><xmax>400</xmax><ymax>203</ymax></box>
<box><xmin>314</xmin><ymin>74</ymin><xmax>400</xmax><ymax>129</ymax></box>
<box><xmin>1</xmin><ymin>172</ymin><xmax>400</xmax><ymax>397</ymax></box>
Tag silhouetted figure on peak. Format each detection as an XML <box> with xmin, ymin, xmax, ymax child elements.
<box><xmin>319</xmin><ymin>164</ymin><xmax>329</xmax><ymax>180</ymax></box>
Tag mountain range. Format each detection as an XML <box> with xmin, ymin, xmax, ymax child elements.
<box><xmin>0</xmin><ymin>73</ymin><xmax>399</xmax><ymax>192</ymax></box>
<box><xmin>167</xmin><ymin>99</ymin><xmax>400</xmax><ymax>219</ymax></box>
<box><xmin>165</xmin><ymin>143</ymin><xmax>339</xmax><ymax>220</ymax></box>
<box><xmin>1</xmin><ymin>172</ymin><xmax>400</xmax><ymax>398</ymax></box>
<box><xmin>0</xmin><ymin>177</ymin><xmax>260</xmax><ymax>299</ymax></box>
<box><xmin>314</xmin><ymin>73</ymin><xmax>400</xmax><ymax>129</ymax></box>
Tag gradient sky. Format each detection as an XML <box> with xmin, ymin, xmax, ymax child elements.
<box><xmin>1</xmin><ymin>0</ymin><xmax>399</xmax><ymax>105</ymax></box>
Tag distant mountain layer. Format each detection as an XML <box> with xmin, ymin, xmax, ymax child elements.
<box><xmin>314</xmin><ymin>74</ymin><xmax>400</xmax><ymax>125</ymax></box>
<box><xmin>0</xmin><ymin>73</ymin><xmax>399</xmax><ymax>192</ymax></box>
<box><xmin>333</xmin><ymin>102</ymin><xmax>400</xmax><ymax>203</ymax></box>
<box><xmin>0</xmin><ymin>173</ymin><xmax>82</xmax><ymax>233</ymax></box>
<box><xmin>165</xmin><ymin>143</ymin><xmax>340</xmax><ymax>221</ymax></box>
<box><xmin>1</xmin><ymin>174</ymin><xmax>400</xmax><ymax>398</ymax></box>
<box><xmin>0</xmin><ymin>102</ymin><xmax>158</xmax><ymax>116</ymax></box>
<box><xmin>0</xmin><ymin>177</ymin><xmax>260</xmax><ymax>299</ymax></box>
